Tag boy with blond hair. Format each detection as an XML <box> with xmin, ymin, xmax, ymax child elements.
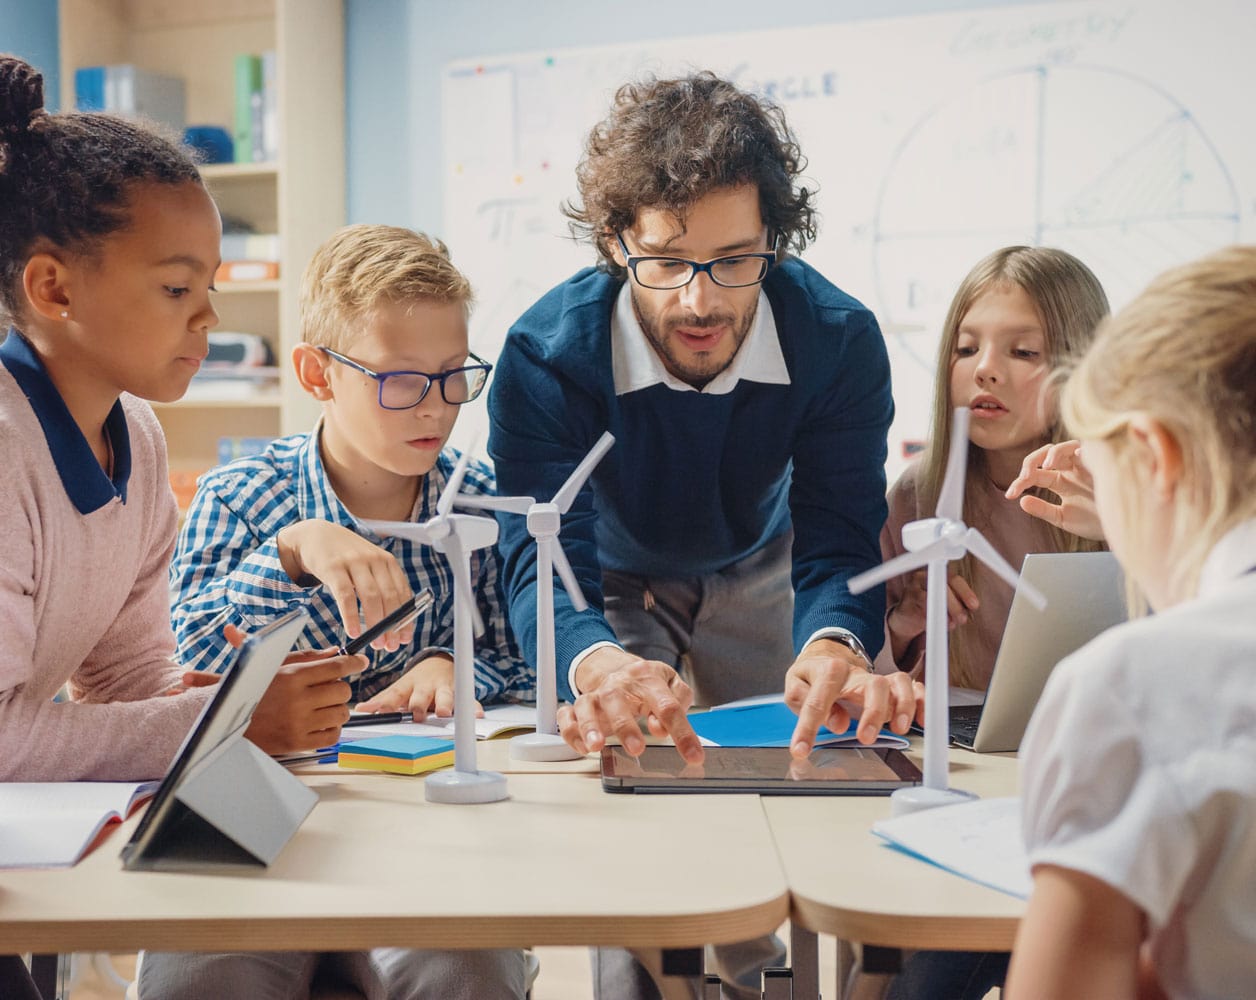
<box><xmin>144</xmin><ymin>224</ymin><xmax>532</xmax><ymax>999</ymax></box>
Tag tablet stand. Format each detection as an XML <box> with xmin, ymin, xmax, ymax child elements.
<box><xmin>131</xmin><ymin>735</ymin><xmax>316</xmax><ymax>870</ymax></box>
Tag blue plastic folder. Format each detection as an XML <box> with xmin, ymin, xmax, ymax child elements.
<box><xmin>688</xmin><ymin>700</ymin><xmax>909</xmax><ymax>750</ymax></box>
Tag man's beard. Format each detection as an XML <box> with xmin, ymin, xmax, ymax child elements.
<box><xmin>632</xmin><ymin>291</ymin><xmax>757</xmax><ymax>389</ymax></box>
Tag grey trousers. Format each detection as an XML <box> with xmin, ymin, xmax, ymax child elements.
<box><xmin>601</xmin><ymin>530</ymin><xmax>795</xmax><ymax>708</ymax></box>
<box><xmin>594</xmin><ymin>532</ymin><xmax>793</xmax><ymax>1000</ymax></box>
<box><xmin>138</xmin><ymin>946</ymin><xmax>528</xmax><ymax>1000</ymax></box>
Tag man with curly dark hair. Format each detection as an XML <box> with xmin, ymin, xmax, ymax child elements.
<box><xmin>488</xmin><ymin>73</ymin><xmax>923</xmax><ymax>998</ymax></box>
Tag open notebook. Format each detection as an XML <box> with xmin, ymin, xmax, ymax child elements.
<box><xmin>0</xmin><ymin>781</ymin><xmax>158</xmax><ymax>869</ymax></box>
<box><xmin>871</xmin><ymin>795</ymin><xmax>1031</xmax><ymax>898</ymax></box>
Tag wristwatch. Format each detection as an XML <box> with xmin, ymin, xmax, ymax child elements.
<box><xmin>830</xmin><ymin>632</ymin><xmax>875</xmax><ymax>673</ymax></box>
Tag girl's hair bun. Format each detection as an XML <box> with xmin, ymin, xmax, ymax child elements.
<box><xmin>0</xmin><ymin>55</ymin><xmax>46</xmax><ymax>138</ymax></box>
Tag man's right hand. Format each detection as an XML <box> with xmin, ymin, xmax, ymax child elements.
<box><xmin>276</xmin><ymin>520</ymin><xmax>415</xmax><ymax>650</ymax></box>
<box><xmin>557</xmin><ymin>646</ymin><xmax>704</xmax><ymax>763</ymax></box>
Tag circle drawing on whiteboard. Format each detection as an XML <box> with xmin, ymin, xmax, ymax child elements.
<box><xmin>872</xmin><ymin>64</ymin><xmax>1240</xmax><ymax>371</ymax></box>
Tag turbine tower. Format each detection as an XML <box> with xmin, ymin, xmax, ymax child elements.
<box><xmin>362</xmin><ymin>450</ymin><xmax>507</xmax><ymax>804</ymax></box>
<box><xmin>457</xmin><ymin>432</ymin><xmax>615</xmax><ymax>761</ymax></box>
<box><xmin>848</xmin><ymin>408</ymin><xmax>1046</xmax><ymax>815</ymax></box>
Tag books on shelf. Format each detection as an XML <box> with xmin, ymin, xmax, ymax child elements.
<box><xmin>688</xmin><ymin>694</ymin><xmax>911</xmax><ymax>750</ymax></box>
<box><xmin>74</xmin><ymin>64</ymin><xmax>186</xmax><ymax>131</ymax></box>
<box><xmin>218</xmin><ymin>436</ymin><xmax>275</xmax><ymax>466</ymax></box>
<box><xmin>216</xmin><ymin>260</ymin><xmax>280</xmax><ymax>284</ymax></box>
<box><xmin>221</xmin><ymin>233</ymin><xmax>280</xmax><ymax>263</ymax></box>
<box><xmin>185</xmin><ymin>365</ymin><xmax>280</xmax><ymax>400</ymax></box>
<box><xmin>168</xmin><ymin>468</ymin><xmax>208</xmax><ymax>512</ymax></box>
<box><xmin>0</xmin><ymin>781</ymin><xmax>159</xmax><ymax>869</ymax></box>
<box><xmin>233</xmin><ymin>50</ymin><xmax>278</xmax><ymax>164</ymax></box>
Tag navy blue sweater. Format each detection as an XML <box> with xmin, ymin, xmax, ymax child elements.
<box><xmin>488</xmin><ymin>258</ymin><xmax>892</xmax><ymax>699</ymax></box>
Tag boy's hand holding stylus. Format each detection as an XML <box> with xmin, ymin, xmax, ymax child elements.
<box><xmin>180</xmin><ymin>622</ymin><xmax>361</xmax><ymax>754</ymax></box>
<box><xmin>276</xmin><ymin>519</ymin><xmax>417</xmax><ymax>650</ymax></box>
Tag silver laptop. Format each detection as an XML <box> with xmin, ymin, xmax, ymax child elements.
<box><xmin>950</xmin><ymin>551</ymin><xmax>1126</xmax><ymax>753</ymax></box>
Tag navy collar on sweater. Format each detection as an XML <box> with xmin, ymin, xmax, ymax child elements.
<box><xmin>0</xmin><ymin>329</ymin><xmax>132</xmax><ymax>513</ymax></box>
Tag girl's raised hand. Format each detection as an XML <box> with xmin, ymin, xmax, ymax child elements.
<box><xmin>1006</xmin><ymin>440</ymin><xmax>1105</xmax><ymax>541</ymax></box>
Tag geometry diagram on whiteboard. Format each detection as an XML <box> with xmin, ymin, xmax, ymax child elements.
<box><xmin>873</xmin><ymin>64</ymin><xmax>1240</xmax><ymax>371</ymax></box>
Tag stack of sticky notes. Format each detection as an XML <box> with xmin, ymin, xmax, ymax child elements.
<box><xmin>337</xmin><ymin>735</ymin><xmax>455</xmax><ymax>775</ymax></box>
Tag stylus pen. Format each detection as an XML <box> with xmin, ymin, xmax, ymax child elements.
<box><xmin>339</xmin><ymin>588</ymin><xmax>435</xmax><ymax>656</ymax></box>
<box><xmin>342</xmin><ymin>711</ymin><xmax>417</xmax><ymax>727</ymax></box>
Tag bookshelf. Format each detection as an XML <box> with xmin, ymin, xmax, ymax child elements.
<box><xmin>58</xmin><ymin>0</ymin><xmax>344</xmax><ymax>479</ymax></box>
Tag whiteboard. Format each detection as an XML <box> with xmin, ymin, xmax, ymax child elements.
<box><xmin>442</xmin><ymin>0</ymin><xmax>1256</xmax><ymax>476</ymax></box>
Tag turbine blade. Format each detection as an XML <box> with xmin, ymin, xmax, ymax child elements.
<box><xmin>550</xmin><ymin>542</ymin><xmax>589</xmax><ymax>613</ymax></box>
<box><xmin>964</xmin><ymin>529</ymin><xmax>1047</xmax><ymax>609</ymax></box>
<box><xmin>936</xmin><ymin>407</ymin><xmax>970</xmax><ymax>522</ymax></box>
<box><xmin>455</xmin><ymin>494</ymin><xmax>534</xmax><ymax>515</ymax></box>
<box><xmin>443</xmin><ymin>533</ymin><xmax>486</xmax><ymax>637</ymax></box>
<box><xmin>360</xmin><ymin>519</ymin><xmax>434</xmax><ymax>545</ymax></box>
<box><xmin>459</xmin><ymin>514</ymin><xmax>499</xmax><ymax>550</ymax></box>
<box><xmin>847</xmin><ymin>540</ymin><xmax>948</xmax><ymax>594</ymax></box>
<box><xmin>552</xmin><ymin>432</ymin><xmax>615</xmax><ymax>513</ymax></box>
<box><xmin>437</xmin><ymin>447</ymin><xmax>475</xmax><ymax>518</ymax></box>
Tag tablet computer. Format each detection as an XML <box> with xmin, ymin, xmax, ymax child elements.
<box><xmin>121</xmin><ymin>607</ymin><xmax>310</xmax><ymax>869</ymax></box>
<box><xmin>600</xmin><ymin>745</ymin><xmax>922</xmax><ymax>795</ymax></box>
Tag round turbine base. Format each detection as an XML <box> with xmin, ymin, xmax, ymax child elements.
<box><xmin>890</xmin><ymin>784</ymin><xmax>978</xmax><ymax>818</ymax></box>
<box><xmin>510</xmin><ymin>732</ymin><xmax>583</xmax><ymax>761</ymax></box>
<box><xmin>425</xmin><ymin>768</ymin><xmax>509</xmax><ymax>804</ymax></box>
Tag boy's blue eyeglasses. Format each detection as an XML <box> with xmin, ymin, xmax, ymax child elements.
<box><xmin>319</xmin><ymin>347</ymin><xmax>492</xmax><ymax>410</ymax></box>
<box><xmin>615</xmin><ymin>232</ymin><xmax>776</xmax><ymax>290</ymax></box>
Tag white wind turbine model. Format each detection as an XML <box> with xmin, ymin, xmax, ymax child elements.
<box><xmin>848</xmin><ymin>408</ymin><xmax>1046</xmax><ymax>817</ymax></box>
<box><xmin>456</xmin><ymin>432</ymin><xmax>616</xmax><ymax>761</ymax></box>
<box><xmin>362</xmin><ymin>450</ymin><xmax>507</xmax><ymax>804</ymax></box>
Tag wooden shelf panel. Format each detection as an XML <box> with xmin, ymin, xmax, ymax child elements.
<box><xmin>200</xmin><ymin>162</ymin><xmax>279</xmax><ymax>181</ymax></box>
<box><xmin>215</xmin><ymin>279</ymin><xmax>280</xmax><ymax>294</ymax></box>
<box><xmin>154</xmin><ymin>393</ymin><xmax>282</xmax><ymax>410</ymax></box>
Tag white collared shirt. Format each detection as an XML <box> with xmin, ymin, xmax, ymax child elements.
<box><xmin>610</xmin><ymin>282</ymin><xmax>790</xmax><ymax>397</ymax></box>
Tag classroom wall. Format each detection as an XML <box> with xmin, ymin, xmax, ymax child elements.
<box><xmin>344</xmin><ymin>0</ymin><xmax>1047</xmax><ymax>231</ymax></box>
<box><xmin>0</xmin><ymin>0</ymin><xmax>60</xmax><ymax>110</ymax></box>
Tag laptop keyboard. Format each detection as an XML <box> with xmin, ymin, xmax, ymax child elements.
<box><xmin>949</xmin><ymin>704</ymin><xmax>984</xmax><ymax>746</ymax></box>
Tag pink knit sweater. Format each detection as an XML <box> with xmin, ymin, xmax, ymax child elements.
<box><xmin>0</xmin><ymin>355</ymin><xmax>211</xmax><ymax>781</ymax></box>
<box><xmin>875</xmin><ymin>460</ymin><xmax>1059</xmax><ymax>689</ymax></box>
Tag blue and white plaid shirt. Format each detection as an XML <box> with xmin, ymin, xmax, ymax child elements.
<box><xmin>171</xmin><ymin>429</ymin><xmax>533</xmax><ymax>704</ymax></box>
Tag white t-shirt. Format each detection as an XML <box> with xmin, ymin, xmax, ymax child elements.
<box><xmin>1021</xmin><ymin>520</ymin><xmax>1256</xmax><ymax>1000</ymax></box>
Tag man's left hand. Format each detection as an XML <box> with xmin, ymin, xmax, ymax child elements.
<box><xmin>783</xmin><ymin>638</ymin><xmax>924</xmax><ymax>758</ymax></box>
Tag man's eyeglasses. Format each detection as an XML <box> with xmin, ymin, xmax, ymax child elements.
<box><xmin>319</xmin><ymin>347</ymin><xmax>492</xmax><ymax>410</ymax></box>
<box><xmin>616</xmin><ymin>233</ymin><xmax>775</xmax><ymax>290</ymax></box>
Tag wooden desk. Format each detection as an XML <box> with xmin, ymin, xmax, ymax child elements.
<box><xmin>765</xmin><ymin>748</ymin><xmax>1023</xmax><ymax>952</ymax></box>
<box><xmin>764</xmin><ymin>747</ymin><xmax>1023</xmax><ymax>999</ymax></box>
<box><xmin>0</xmin><ymin>767</ymin><xmax>787</xmax><ymax>959</ymax></box>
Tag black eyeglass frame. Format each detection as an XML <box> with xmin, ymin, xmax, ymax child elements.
<box><xmin>318</xmin><ymin>346</ymin><xmax>493</xmax><ymax>409</ymax></box>
<box><xmin>615</xmin><ymin>232</ymin><xmax>777</xmax><ymax>290</ymax></box>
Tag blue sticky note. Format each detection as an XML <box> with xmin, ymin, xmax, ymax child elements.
<box><xmin>337</xmin><ymin>735</ymin><xmax>454</xmax><ymax>760</ymax></box>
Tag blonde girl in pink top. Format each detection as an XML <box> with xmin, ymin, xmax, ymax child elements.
<box><xmin>879</xmin><ymin>246</ymin><xmax>1109</xmax><ymax>692</ymax></box>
